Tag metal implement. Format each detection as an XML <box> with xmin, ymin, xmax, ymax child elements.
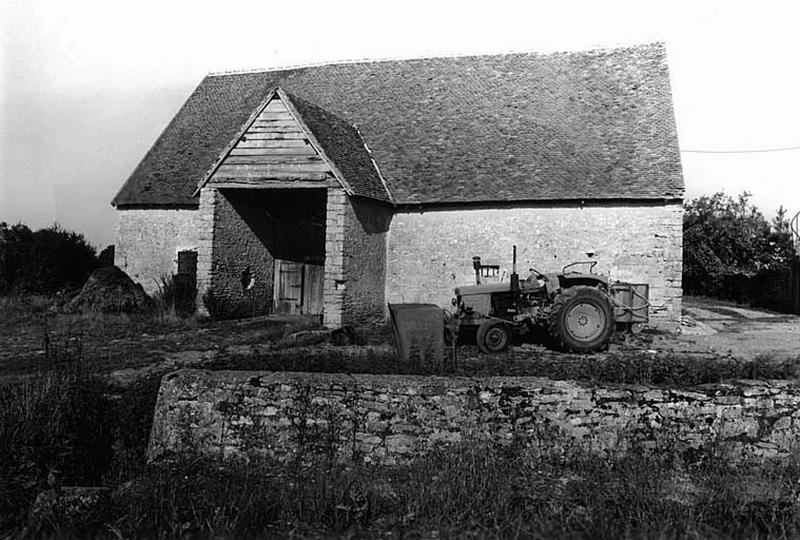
<box><xmin>610</xmin><ymin>283</ymin><xmax>650</xmax><ymax>324</ymax></box>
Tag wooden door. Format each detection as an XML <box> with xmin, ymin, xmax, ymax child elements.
<box><xmin>302</xmin><ymin>264</ymin><xmax>324</xmax><ymax>315</ymax></box>
<box><xmin>274</xmin><ymin>260</ymin><xmax>303</xmax><ymax>314</ymax></box>
<box><xmin>274</xmin><ymin>260</ymin><xmax>324</xmax><ymax>315</ymax></box>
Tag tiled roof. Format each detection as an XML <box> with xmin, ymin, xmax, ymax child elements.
<box><xmin>286</xmin><ymin>92</ymin><xmax>392</xmax><ymax>203</ymax></box>
<box><xmin>112</xmin><ymin>43</ymin><xmax>683</xmax><ymax>207</ymax></box>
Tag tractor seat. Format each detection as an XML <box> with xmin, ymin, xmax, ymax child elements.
<box><xmin>522</xmin><ymin>275</ymin><xmax>546</xmax><ymax>291</ymax></box>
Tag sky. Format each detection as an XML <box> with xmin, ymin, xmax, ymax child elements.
<box><xmin>1</xmin><ymin>0</ymin><xmax>799</xmax><ymax>249</ymax></box>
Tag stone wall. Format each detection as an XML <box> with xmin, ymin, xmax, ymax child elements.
<box><xmin>149</xmin><ymin>370</ymin><xmax>800</xmax><ymax>466</ymax></box>
<box><xmin>197</xmin><ymin>188</ymin><xmax>274</xmax><ymax>316</ymax></box>
<box><xmin>322</xmin><ymin>188</ymin><xmax>346</xmax><ymax>327</ymax></box>
<box><xmin>341</xmin><ymin>198</ymin><xmax>391</xmax><ymax>329</ymax></box>
<box><xmin>195</xmin><ymin>188</ymin><xmax>216</xmax><ymax>314</ymax></box>
<box><xmin>322</xmin><ymin>191</ymin><xmax>391</xmax><ymax>328</ymax></box>
<box><xmin>386</xmin><ymin>202</ymin><xmax>683</xmax><ymax>328</ymax></box>
<box><xmin>115</xmin><ymin>207</ymin><xmax>199</xmax><ymax>294</ymax></box>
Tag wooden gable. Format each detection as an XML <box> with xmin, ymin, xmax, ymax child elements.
<box><xmin>207</xmin><ymin>94</ymin><xmax>335</xmax><ymax>188</ymax></box>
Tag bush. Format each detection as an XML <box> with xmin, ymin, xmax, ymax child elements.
<box><xmin>154</xmin><ymin>274</ymin><xmax>196</xmax><ymax>318</ymax></box>
<box><xmin>683</xmin><ymin>193</ymin><xmax>796</xmax><ymax>308</ymax></box>
<box><xmin>97</xmin><ymin>245</ymin><xmax>115</xmax><ymax>267</ymax></box>
<box><xmin>201</xmin><ymin>286</ymin><xmax>260</xmax><ymax>320</ymax></box>
<box><xmin>0</xmin><ymin>222</ymin><xmax>98</xmax><ymax>294</ymax></box>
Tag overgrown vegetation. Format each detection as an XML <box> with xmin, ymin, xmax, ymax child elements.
<box><xmin>0</xmin><ymin>222</ymin><xmax>100</xmax><ymax>294</ymax></box>
<box><xmin>0</xmin><ymin>326</ymin><xmax>159</xmax><ymax>536</ymax></box>
<box><xmin>154</xmin><ymin>274</ymin><xmax>197</xmax><ymax>319</ymax></box>
<box><xmin>683</xmin><ymin>192</ymin><xmax>797</xmax><ymax>310</ymax></box>
<box><xmin>6</xmin><ymin>363</ymin><xmax>800</xmax><ymax>540</ymax></box>
<box><xmin>100</xmin><ymin>443</ymin><xmax>800</xmax><ymax>539</ymax></box>
<box><xmin>212</xmin><ymin>339</ymin><xmax>800</xmax><ymax>386</ymax></box>
<box><xmin>3</xmin><ymin>294</ymin><xmax>800</xmax><ymax>537</ymax></box>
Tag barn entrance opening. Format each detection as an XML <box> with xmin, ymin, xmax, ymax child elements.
<box><xmin>222</xmin><ymin>188</ymin><xmax>327</xmax><ymax>316</ymax></box>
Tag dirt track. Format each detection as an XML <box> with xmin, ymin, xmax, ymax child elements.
<box><xmin>2</xmin><ymin>297</ymin><xmax>798</xmax><ymax>383</ymax></box>
<box><xmin>666</xmin><ymin>297</ymin><xmax>800</xmax><ymax>360</ymax></box>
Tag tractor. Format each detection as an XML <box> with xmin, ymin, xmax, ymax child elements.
<box><xmin>451</xmin><ymin>246</ymin><xmax>648</xmax><ymax>354</ymax></box>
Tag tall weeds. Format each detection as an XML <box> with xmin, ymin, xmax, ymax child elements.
<box><xmin>0</xmin><ymin>353</ymin><xmax>114</xmax><ymax>530</ymax></box>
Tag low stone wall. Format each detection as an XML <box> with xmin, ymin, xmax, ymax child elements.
<box><xmin>149</xmin><ymin>370</ymin><xmax>800</xmax><ymax>465</ymax></box>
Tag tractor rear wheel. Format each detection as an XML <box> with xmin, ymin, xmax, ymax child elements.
<box><xmin>476</xmin><ymin>320</ymin><xmax>511</xmax><ymax>354</ymax></box>
<box><xmin>548</xmin><ymin>286</ymin><xmax>614</xmax><ymax>353</ymax></box>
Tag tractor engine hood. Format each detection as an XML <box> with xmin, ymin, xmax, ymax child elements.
<box><xmin>455</xmin><ymin>283</ymin><xmax>512</xmax><ymax>296</ymax></box>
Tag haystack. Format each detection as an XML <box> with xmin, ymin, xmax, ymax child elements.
<box><xmin>66</xmin><ymin>266</ymin><xmax>154</xmax><ymax>313</ymax></box>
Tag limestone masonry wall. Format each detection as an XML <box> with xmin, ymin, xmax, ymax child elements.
<box><xmin>201</xmin><ymin>188</ymin><xmax>274</xmax><ymax>315</ymax></box>
<box><xmin>322</xmin><ymin>188</ymin><xmax>346</xmax><ymax>327</ymax></box>
<box><xmin>115</xmin><ymin>208</ymin><xmax>199</xmax><ymax>294</ymax></box>
<box><xmin>386</xmin><ymin>202</ymin><xmax>683</xmax><ymax>328</ymax></box>
<box><xmin>149</xmin><ymin>370</ymin><xmax>800</xmax><ymax>466</ymax></box>
<box><xmin>341</xmin><ymin>198</ymin><xmax>391</xmax><ymax>329</ymax></box>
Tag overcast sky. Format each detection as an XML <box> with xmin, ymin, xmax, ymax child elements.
<box><xmin>1</xmin><ymin>0</ymin><xmax>799</xmax><ymax>248</ymax></box>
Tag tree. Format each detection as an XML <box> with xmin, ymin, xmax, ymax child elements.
<box><xmin>683</xmin><ymin>192</ymin><xmax>795</xmax><ymax>300</ymax></box>
<box><xmin>0</xmin><ymin>222</ymin><xmax>99</xmax><ymax>294</ymax></box>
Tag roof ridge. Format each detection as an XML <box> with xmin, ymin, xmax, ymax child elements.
<box><xmin>205</xmin><ymin>41</ymin><xmax>665</xmax><ymax>77</ymax></box>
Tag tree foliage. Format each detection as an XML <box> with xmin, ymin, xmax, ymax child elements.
<box><xmin>0</xmin><ymin>222</ymin><xmax>99</xmax><ymax>294</ymax></box>
<box><xmin>683</xmin><ymin>192</ymin><xmax>796</xmax><ymax>304</ymax></box>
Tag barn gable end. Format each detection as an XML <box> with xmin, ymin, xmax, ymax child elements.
<box><xmin>208</xmin><ymin>94</ymin><xmax>335</xmax><ymax>186</ymax></box>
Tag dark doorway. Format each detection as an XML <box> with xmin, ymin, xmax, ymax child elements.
<box><xmin>222</xmin><ymin>188</ymin><xmax>327</xmax><ymax>315</ymax></box>
<box><xmin>177</xmin><ymin>250</ymin><xmax>198</xmax><ymax>280</ymax></box>
<box><xmin>174</xmin><ymin>250</ymin><xmax>198</xmax><ymax>315</ymax></box>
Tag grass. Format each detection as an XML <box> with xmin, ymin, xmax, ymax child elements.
<box><xmin>14</xmin><ymin>437</ymin><xmax>800</xmax><ymax>538</ymax></box>
<box><xmin>213</xmin><ymin>340</ymin><xmax>800</xmax><ymax>387</ymax></box>
<box><xmin>4</xmin><ymin>293</ymin><xmax>800</xmax><ymax>538</ymax></box>
<box><xmin>0</xmin><ymin>293</ymin><xmax>321</xmax><ymax>377</ymax></box>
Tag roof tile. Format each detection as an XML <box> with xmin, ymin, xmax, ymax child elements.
<box><xmin>112</xmin><ymin>43</ymin><xmax>683</xmax><ymax>207</ymax></box>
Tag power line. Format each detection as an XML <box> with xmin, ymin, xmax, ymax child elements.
<box><xmin>681</xmin><ymin>145</ymin><xmax>800</xmax><ymax>154</ymax></box>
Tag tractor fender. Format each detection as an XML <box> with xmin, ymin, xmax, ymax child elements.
<box><xmin>557</xmin><ymin>273</ymin><xmax>609</xmax><ymax>290</ymax></box>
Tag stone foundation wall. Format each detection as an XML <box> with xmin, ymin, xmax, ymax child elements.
<box><xmin>115</xmin><ymin>208</ymin><xmax>199</xmax><ymax>294</ymax></box>
<box><xmin>386</xmin><ymin>202</ymin><xmax>683</xmax><ymax>328</ymax></box>
<box><xmin>149</xmin><ymin>370</ymin><xmax>800</xmax><ymax>466</ymax></box>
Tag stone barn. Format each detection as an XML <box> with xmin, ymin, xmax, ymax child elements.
<box><xmin>112</xmin><ymin>43</ymin><xmax>684</xmax><ymax>330</ymax></box>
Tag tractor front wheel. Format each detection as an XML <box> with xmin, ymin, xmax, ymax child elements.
<box><xmin>476</xmin><ymin>320</ymin><xmax>511</xmax><ymax>354</ymax></box>
<box><xmin>548</xmin><ymin>286</ymin><xmax>614</xmax><ymax>353</ymax></box>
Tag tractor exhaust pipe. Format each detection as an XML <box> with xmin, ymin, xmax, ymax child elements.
<box><xmin>472</xmin><ymin>256</ymin><xmax>482</xmax><ymax>285</ymax></box>
<box><xmin>510</xmin><ymin>245</ymin><xmax>519</xmax><ymax>294</ymax></box>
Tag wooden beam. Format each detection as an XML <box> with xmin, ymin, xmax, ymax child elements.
<box><xmin>244</xmin><ymin>126</ymin><xmax>306</xmax><ymax>134</ymax></box>
<box><xmin>264</xmin><ymin>101</ymin><xmax>287</xmax><ymax>112</ymax></box>
<box><xmin>235</xmin><ymin>139</ymin><xmax>312</xmax><ymax>149</ymax></box>
<box><xmin>241</xmin><ymin>132</ymin><xmax>308</xmax><ymax>140</ymax></box>
<box><xmin>223</xmin><ymin>155</ymin><xmax>325</xmax><ymax>165</ymax></box>
<box><xmin>229</xmin><ymin>147</ymin><xmax>317</xmax><ymax>156</ymax></box>
<box><xmin>255</xmin><ymin>112</ymin><xmax>294</xmax><ymax>121</ymax></box>
<box><xmin>209</xmin><ymin>177</ymin><xmax>333</xmax><ymax>188</ymax></box>
<box><xmin>217</xmin><ymin>163</ymin><xmax>332</xmax><ymax>174</ymax></box>
<box><xmin>213</xmin><ymin>167</ymin><xmax>332</xmax><ymax>179</ymax></box>
<box><xmin>250</xmin><ymin>120</ymin><xmax>297</xmax><ymax>128</ymax></box>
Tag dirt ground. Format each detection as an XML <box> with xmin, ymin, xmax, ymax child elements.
<box><xmin>667</xmin><ymin>296</ymin><xmax>800</xmax><ymax>360</ymax></box>
<box><xmin>1</xmin><ymin>295</ymin><xmax>798</xmax><ymax>382</ymax></box>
